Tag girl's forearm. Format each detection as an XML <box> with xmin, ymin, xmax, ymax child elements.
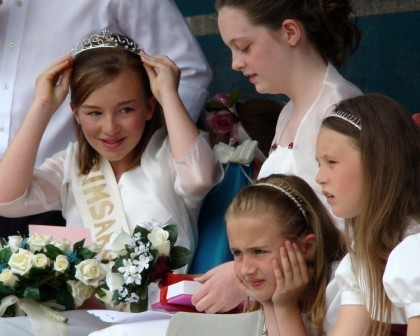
<box><xmin>0</xmin><ymin>102</ymin><xmax>51</xmax><ymax>202</ymax></box>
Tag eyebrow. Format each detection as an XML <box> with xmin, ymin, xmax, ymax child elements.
<box><xmin>80</xmin><ymin>100</ymin><xmax>138</xmax><ymax>110</ymax></box>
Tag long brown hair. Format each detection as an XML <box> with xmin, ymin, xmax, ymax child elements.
<box><xmin>226</xmin><ymin>173</ymin><xmax>346</xmax><ymax>335</ymax></box>
<box><xmin>70</xmin><ymin>48</ymin><xmax>163</xmax><ymax>174</ymax></box>
<box><xmin>215</xmin><ymin>0</ymin><xmax>361</xmax><ymax>68</ymax></box>
<box><xmin>322</xmin><ymin>94</ymin><xmax>420</xmax><ymax>334</ymax></box>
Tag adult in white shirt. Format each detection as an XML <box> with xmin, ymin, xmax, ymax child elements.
<box><xmin>0</xmin><ymin>0</ymin><xmax>212</xmax><ymax>235</ymax></box>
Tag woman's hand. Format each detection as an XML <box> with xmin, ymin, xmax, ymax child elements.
<box><xmin>140</xmin><ymin>51</ymin><xmax>180</xmax><ymax>105</ymax></box>
<box><xmin>33</xmin><ymin>55</ymin><xmax>72</xmax><ymax>116</ymax></box>
<box><xmin>271</xmin><ymin>241</ymin><xmax>312</xmax><ymax>308</ymax></box>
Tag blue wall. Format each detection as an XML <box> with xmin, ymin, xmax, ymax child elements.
<box><xmin>175</xmin><ymin>1</ymin><xmax>419</xmax><ymax>115</ymax></box>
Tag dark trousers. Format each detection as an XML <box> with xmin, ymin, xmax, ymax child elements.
<box><xmin>0</xmin><ymin>211</ymin><xmax>66</xmax><ymax>238</ymax></box>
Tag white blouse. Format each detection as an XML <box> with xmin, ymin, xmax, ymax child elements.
<box><xmin>335</xmin><ymin>230</ymin><xmax>420</xmax><ymax>323</ymax></box>
<box><xmin>258</xmin><ymin>64</ymin><xmax>361</xmax><ymax>231</ymax></box>
<box><xmin>0</xmin><ymin>129</ymin><xmax>223</xmax><ymax>254</ymax></box>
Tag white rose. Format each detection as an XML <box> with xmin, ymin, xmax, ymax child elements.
<box><xmin>7</xmin><ymin>235</ymin><xmax>23</xmax><ymax>253</ymax></box>
<box><xmin>147</xmin><ymin>227</ymin><xmax>170</xmax><ymax>256</ymax></box>
<box><xmin>27</xmin><ymin>233</ymin><xmax>52</xmax><ymax>252</ymax></box>
<box><xmin>54</xmin><ymin>255</ymin><xmax>70</xmax><ymax>273</ymax></box>
<box><xmin>95</xmin><ymin>288</ymin><xmax>115</xmax><ymax>307</ymax></box>
<box><xmin>67</xmin><ymin>280</ymin><xmax>94</xmax><ymax>307</ymax></box>
<box><xmin>105</xmin><ymin>230</ymin><xmax>132</xmax><ymax>255</ymax></box>
<box><xmin>8</xmin><ymin>248</ymin><xmax>34</xmax><ymax>276</ymax></box>
<box><xmin>105</xmin><ymin>272</ymin><xmax>124</xmax><ymax>292</ymax></box>
<box><xmin>85</xmin><ymin>243</ymin><xmax>101</xmax><ymax>253</ymax></box>
<box><xmin>75</xmin><ymin>259</ymin><xmax>106</xmax><ymax>287</ymax></box>
<box><xmin>51</xmin><ymin>238</ymin><xmax>71</xmax><ymax>253</ymax></box>
<box><xmin>33</xmin><ymin>253</ymin><xmax>51</xmax><ymax>269</ymax></box>
<box><xmin>0</xmin><ymin>269</ymin><xmax>19</xmax><ymax>288</ymax></box>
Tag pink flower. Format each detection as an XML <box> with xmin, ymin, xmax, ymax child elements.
<box><xmin>206</xmin><ymin>110</ymin><xmax>235</xmax><ymax>134</ymax></box>
<box><xmin>412</xmin><ymin>113</ymin><xmax>420</xmax><ymax>126</ymax></box>
<box><xmin>211</xmin><ymin>93</ymin><xmax>230</xmax><ymax>107</ymax></box>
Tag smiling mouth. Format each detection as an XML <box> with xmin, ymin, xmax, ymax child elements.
<box><xmin>101</xmin><ymin>138</ymin><xmax>124</xmax><ymax>148</ymax></box>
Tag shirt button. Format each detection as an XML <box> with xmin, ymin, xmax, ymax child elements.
<box><xmin>3</xmin><ymin>84</ymin><xmax>9</xmax><ymax>90</ymax></box>
<box><xmin>0</xmin><ymin>124</ymin><xmax>4</xmax><ymax>132</ymax></box>
<box><xmin>9</xmin><ymin>42</ymin><xmax>16</xmax><ymax>48</ymax></box>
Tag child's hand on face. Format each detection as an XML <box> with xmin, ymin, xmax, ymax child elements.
<box><xmin>271</xmin><ymin>241</ymin><xmax>312</xmax><ymax>309</ymax></box>
<box><xmin>34</xmin><ymin>55</ymin><xmax>72</xmax><ymax>116</ymax></box>
<box><xmin>140</xmin><ymin>51</ymin><xmax>180</xmax><ymax>105</ymax></box>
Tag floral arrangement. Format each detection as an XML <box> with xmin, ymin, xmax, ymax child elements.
<box><xmin>205</xmin><ymin>91</ymin><xmax>240</xmax><ymax>146</ymax></box>
<box><xmin>96</xmin><ymin>220</ymin><xmax>191</xmax><ymax>313</ymax></box>
<box><xmin>0</xmin><ymin>233</ymin><xmax>109</xmax><ymax>317</ymax></box>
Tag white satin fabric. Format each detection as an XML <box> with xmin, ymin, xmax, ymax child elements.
<box><xmin>258</xmin><ymin>64</ymin><xmax>362</xmax><ymax>231</ymax></box>
<box><xmin>0</xmin><ymin>129</ymin><xmax>223</xmax><ymax>255</ymax></box>
<box><xmin>336</xmin><ymin>226</ymin><xmax>420</xmax><ymax>323</ymax></box>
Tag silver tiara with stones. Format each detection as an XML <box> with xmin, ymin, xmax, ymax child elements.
<box><xmin>70</xmin><ymin>29</ymin><xmax>142</xmax><ymax>57</ymax></box>
<box><xmin>328</xmin><ymin>110</ymin><xmax>362</xmax><ymax>130</ymax></box>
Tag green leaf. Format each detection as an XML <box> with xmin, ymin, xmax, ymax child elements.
<box><xmin>228</xmin><ymin>90</ymin><xmax>240</xmax><ymax>106</ymax></box>
<box><xmin>58</xmin><ymin>285</ymin><xmax>75</xmax><ymax>310</ymax></box>
<box><xmin>0</xmin><ymin>247</ymin><xmax>13</xmax><ymax>264</ymax></box>
<box><xmin>73</xmin><ymin>239</ymin><xmax>86</xmax><ymax>252</ymax></box>
<box><xmin>168</xmin><ymin>246</ymin><xmax>192</xmax><ymax>269</ymax></box>
<box><xmin>133</xmin><ymin>226</ymin><xmax>151</xmax><ymax>239</ymax></box>
<box><xmin>0</xmin><ymin>282</ymin><xmax>17</xmax><ymax>295</ymax></box>
<box><xmin>78</xmin><ymin>247</ymin><xmax>96</xmax><ymax>260</ymax></box>
<box><xmin>205</xmin><ymin>101</ymin><xmax>227</xmax><ymax>111</ymax></box>
<box><xmin>44</xmin><ymin>244</ymin><xmax>65</xmax><ymax>259</ymax></box>
<box><xmin>164</xmin><ymin>225</ymin><xmax>178</xmax><ymax>245</ymax></box>
<box><xmin>23</xmin><ymin>287</ymin><xmax>40</xmax><ymax>301</ymax></box>
<box><xmin>130</xmin><ymin>297</ymin><xmax>148</xmax><ymax>313</ymax></box>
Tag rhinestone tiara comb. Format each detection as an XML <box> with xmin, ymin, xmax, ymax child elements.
<box><xmin>328</xmin><ymin>110</ymin><xmax>362</xmax><ymax>130</ymax></box>
<box><xmin>70</xmin><ymin>29</ymin><xmax>142</xmax><ymax>57</ymax></box>
<box><xmin>255</xmin><ymin>182</ymin><xmax>307</xmax><ymax>219</ymax></box>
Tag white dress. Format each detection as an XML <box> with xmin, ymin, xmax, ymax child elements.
<box><xmin>0</xmin><ymin>130</ymin><xmax>223</xmax><ymax>335</ymax></box>
<box><xmin>258</xmin><ymin>64</ymin><xmax>361</xmax><ymax>230</ymax></box>
<box><xmin>335</xmin><ymin>229</ymin><xmax>420</xmax><ymax>323</ymax></box>
<box><xmin>0</xmin><ymin>129</ymin><xmax>223</xmax><ymax>254</ymax></box>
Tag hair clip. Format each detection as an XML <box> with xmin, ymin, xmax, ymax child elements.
<box><xmin>255</xmin><ymin>182</ymin><xmax>307</xmax><ymax>219</ymax></box>
<box><xmin>328</xmin><ymin>110</ymin><xmax>362</xmax><ymax>130</ymax></box>
<box><xmin>70</xmin><ymin>29</ymin><xmax>142</xmax><ymax>57</ymax></box>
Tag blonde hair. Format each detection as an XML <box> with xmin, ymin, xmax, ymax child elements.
<box><xmin>226</xmin><ymin>174</ymin><xmax>346</xmax><ymax>335</ymax></box>
<box><xmin>322</xmin><ymin>94</ymin><xmax>420</xmax><ymax>335</ymax></box>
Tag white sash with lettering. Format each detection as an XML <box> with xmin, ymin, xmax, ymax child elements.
<box><xmin>71</xmin><ymin>155</ymin><xmax>130</xmax><ymax>248</ymax></box>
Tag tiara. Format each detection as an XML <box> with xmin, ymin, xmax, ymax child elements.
<box><xmin>328</xmin><ymin>110</ymin><xmax>362</xmax><ymax>130</ymax></box>
<box><xmin>70</xmin><ymin>30</ymin><xmax>142</xmax><ymax>57</ymax></box>
<box><xmin>255</xmin><ymin>182</ymin><xmax>307</xmax><ymax>219</ymax></box>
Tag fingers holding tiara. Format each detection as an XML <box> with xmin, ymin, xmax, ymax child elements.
<box><xmin>140</xmin><ymin>51</ymin><xmax>180</xmax><ymax>103</ymax></box>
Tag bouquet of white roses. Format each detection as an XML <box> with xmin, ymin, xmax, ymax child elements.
<box><xmin>0</xmin><ymin>233</ymin><xmax>111</xmax><ymax>317</ymax></box>
<box><xmin>96</xmin><ymin>221</ymin><xmax>191</xmax><ymax>312</ymax></box>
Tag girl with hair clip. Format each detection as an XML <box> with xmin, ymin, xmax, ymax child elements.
<box><xmin>193</xmin><ymin>0</ymin><xmax>362</xmax><ymax>314</ymax></box>
<box><xmin>0</xmin><ymin>30</ymin><xmax>223</xmax><ymax>335</ymax></box>
<box><xmin>316</xmin><ymin>94</ymin><xmax>420</xmax><ymax>335</ymax></box>
<box><xmin>226</xmin><ymin>174</ymin><xmax>346</xmax><ymax>335</ymax></box>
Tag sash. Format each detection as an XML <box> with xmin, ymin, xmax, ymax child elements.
<box><xmin>72</xmin><ymin>153</ymin><xmax>130</xmax><ymax>251</ymax></box>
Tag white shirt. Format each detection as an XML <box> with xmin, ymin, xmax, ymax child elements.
<box><xmin>336</xmin><ymin>229</ymin><xmax>420</xmax><ymax>324</ymax></box>
<box><xmin>0</xmin><ymin>0</ymin><xmax>212</xmax><ymax>166</ymax></box>
<box><xmin>0</xmin><ymin>130</ymin><xmax>223</xmax><ymax>254</ymax></box>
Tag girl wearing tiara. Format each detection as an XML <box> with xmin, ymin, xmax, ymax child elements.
<box><xmin>193</xmin><ymin>0</ymin><xmax>362</xmax><ymax>313</ymax></box>
<box><xmin>0</xmin><ymin>31</ymin><xmax>222</xmax><ymax>266</ymax></box>
<box><xmin>316</xmin><ymin>94</ymin><xmax>420</xmax><ymax>335</ymax></box>
<box><xmin>226</xmin><ymin>174</ymin><xmax>346</xmax><ymax>335</ymax></box>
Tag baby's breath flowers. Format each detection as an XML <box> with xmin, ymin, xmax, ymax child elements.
<box><xmin>96</xmin><ymin>221</ymin><xmax>191</xmax><ymax>312</ymax></box>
